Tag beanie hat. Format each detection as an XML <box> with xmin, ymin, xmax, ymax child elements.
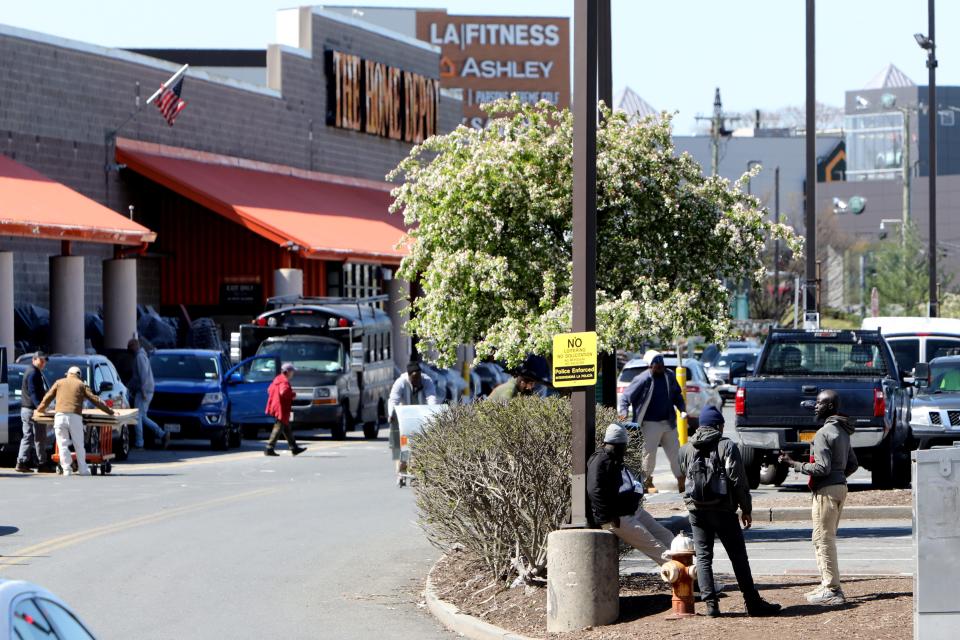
<box><xmin>699</xmin><ymin>405</ymin><xmax>725</xmax><ymax>428</ymax></box>
<box><xmin>603</xmin><ymin>423</ymin><xmax>629</xmax><ymax>445</ymax></box>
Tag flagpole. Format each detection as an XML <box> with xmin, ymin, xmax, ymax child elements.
<box><xmin>147</xmin><ymin>63</ymin><xmax>189</xmax><ymax>105</ymax></box>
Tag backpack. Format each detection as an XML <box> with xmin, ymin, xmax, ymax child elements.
<box><xmin>687</xmin><ymin>443</ymin><xmax>729</xmax><ymax>505</ymax></box>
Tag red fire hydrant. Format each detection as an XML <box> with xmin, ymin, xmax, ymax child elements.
<box><xmin>660</xmin><ymin>532</ymin><xmax>698</xmax><ymax>619</ymax></box>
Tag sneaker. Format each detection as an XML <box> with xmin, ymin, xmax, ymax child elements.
<box><xmin>264</xmin><ymin>449</ymin><xmax>279</xmax><ymax>457</ymax></box>
<box><xmin>645</xmin><ymin>483</ymin><xmax>659</xmax><ymax>494</ymax></box>
<box><xmin>806</xmin><ymin>587</ymin><xmax>845</xmax><ymax>605</ymax></box>
<box><xmin>15</xmin><ymin>463</ymin><xmax>32</xmax><ymax>473</ymax></box>
<box><xmin>704</xmin><ymin>601</ymin><xmax>721</xmax><ymax>618</ymax></box>
<box><xmin>291</xmin><ymin>446</ymin><xmax>307</xmax><ymax>456</ymax></box>
<box><xmin>70</xmin><ymin>460</ymin><xmax>79</xmax><ymax>473</ymax></box>
<box><xmin>745</xmin><ymin>597</ymin><xmax>782</xmax><ymax>617</ymax></box>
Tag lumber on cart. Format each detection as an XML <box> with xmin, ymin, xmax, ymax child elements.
<box><xmin>33</xmin><ymin>408</ymin><xmax>139</xmax><ymax>426</ymax></box>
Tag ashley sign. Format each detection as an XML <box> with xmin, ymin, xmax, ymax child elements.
<box><xmin>416</xmin><ymin>11</ymin><xmax>570</xmax><ymax>128</ymax></box>
<box><xmin>325</xmin><ymin>50</ymin><xmax>438</xmax><ymax>144</ymax></box>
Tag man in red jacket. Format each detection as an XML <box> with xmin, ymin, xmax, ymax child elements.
<box><xmin>264</xmin><ymin>362</ymin><xmax>307</xmax><ymax>457</ymax></box>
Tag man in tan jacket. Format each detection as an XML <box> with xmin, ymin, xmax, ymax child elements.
<box><xmin>36</xmin><ymin>366</ymin><xmax>114</xmax><ymax>476</ymax></box>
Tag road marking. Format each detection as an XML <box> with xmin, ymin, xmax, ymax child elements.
<box><xmin>0</xmin><ymin>487</ymin><xmax>281</xmax><ymax>567</ymax></box>
<box><xmin>113</xmin><ymin>441</ymin><xmax>354</xmax><ymax>472</ymax></box>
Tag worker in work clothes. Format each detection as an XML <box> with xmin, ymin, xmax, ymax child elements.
<box><xmin>264</xmin><ymin>362</ymin><xmax>307</xmax><ymax>457</ymax></box>
<box><xmin>36</xmin><ymin>366</ymin><xmax>114</xmax><ymax>476</ymax></box>
<box><xmin>618</xmin><ymin>354</ymin><xmax>686</xmax><ymax>493</ymax></box>
<box><xmin>16</xmin><ymin>351</ymin><xmax>51</xmax><ymax>473</ymax></box>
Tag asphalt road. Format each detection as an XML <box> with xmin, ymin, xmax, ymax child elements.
<box><xmin>0</xmin><ymin>432</ymin><xmax>451</xmax><ymax>640</ymax></box>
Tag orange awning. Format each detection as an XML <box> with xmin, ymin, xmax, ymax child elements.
<box><xmin>0</xmin><ymin>154</ymin><xmax>156</xmax><ymax>245</ymax></box>
<box><xmin>115</xmin><ymin>140</ymin><xmax>407</xmax><ymax>264</ymax></box>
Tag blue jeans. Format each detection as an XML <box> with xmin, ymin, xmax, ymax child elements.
<box><xmin>131</xmin><ymin>391</ymin><xmax>164</xmax><ymax>446</ymax></box>
<box><xmin>17</xmin><ymin>407</ymin><xmax>48</xmax><ymax>467</ymax></box>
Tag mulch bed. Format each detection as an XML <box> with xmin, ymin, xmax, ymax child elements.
<box><xmin>645</xmin><ymin>488</ymin><xmax>913</xmax><ymax>519</ymax></box>
<box><xmin>430</xmin><ymin>551</ymin><xmax>912</xmax><ymax>639</ymax></box>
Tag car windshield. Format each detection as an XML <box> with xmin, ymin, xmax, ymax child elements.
<box><xmin>758</xmin><ymin>340</ymin><xmax>889</xmax><ymax>377</ymax></box>
<box><xmin>717</xmin><ymin>352</ymin><xmax>757</xmax><ymax>367</ymax></box>
<box><xmin>43</xmin><ymin>360</ymin><xmax>90</xmax><ymax>385</ymax></box>
<box><xmin>9</xmin><ymin>368</ymin><xmax>24</xmax><ymax>397</ymax></box>
<box><xmin>258</xmin><ymin>341</ymin><xmax>343</xmax><ymax>372</ymax></box>
<box><xmin>618</xmin><ymin>366</ymin><xmax>647</xmax><ymax>384</ymax></box>
<box><xmin>930</xmin><ymin>361</ymin><xmax>960</xmax><ymax>393</ymax></box>
<box><xmin>150</xmin><ymin>354</ymin><xmax>220</xmax><ymax>381</ymax></box>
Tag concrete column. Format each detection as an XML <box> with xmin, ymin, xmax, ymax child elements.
<box><xmin>273</xmin><ymin>268</ymin><xmax>303</xmax><ymax>299</ymax></box>
<box><xmin>50</xmin><ymin>255</ymin><xmax>85</xmax><ymax>355</ymax></box>
<box><xmin>103</xmin><ymin>258</ymin><xmax>138</xmax><ymax>351</ymax></box>
<box><xmin>386</xmin><ymin>277</ymin><xmax>411</xmax><ymax>370</ymax></box>
<box><xmin>0</xmin><ymin>252</ymin><xmax>13</xmax><ymax>358</ymax></box>
<box><xmin>546</xmin><ymin>529</ymin><xmax>619</xmax><ymax>632</ymax></box>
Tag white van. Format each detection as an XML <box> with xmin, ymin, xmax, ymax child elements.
<box><xmin>861</xmin><ymin>316</ymin><xmax>960</xmax><ymax>373</ymax></box>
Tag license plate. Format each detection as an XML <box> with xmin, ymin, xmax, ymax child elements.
<box><xmin>799</xmin><ymin>431</ymin><xmax>816</xmax><ymax>442</ymax></box>
<box><xmin>166</xmin><ymin>423</ymin><xmax>181</xmax><ymax>433</ymax></box>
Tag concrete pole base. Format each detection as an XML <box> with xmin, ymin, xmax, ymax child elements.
<box><xmin>546</xmin><ymin>529</ymin><xmax>619</xmax><ymax>633</ymax></box>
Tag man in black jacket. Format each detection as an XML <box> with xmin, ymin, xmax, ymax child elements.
<box><xmin>586</xmin><ymin>423</ymin><xmax>675</xmax><ymax>563</ymax></box>
<box><xmin>679</xmin><ymin>406</ymin><xmax>780</xmax><ymax>618</ymax></box>
<box><xmin>779</xmin><ymin>389</ymin><xmax>858</xmax><ymax>606</ymax></box>
<box><xmin>16</xmin><ymin>352</ymin><xmax>51</xmax><ymax>473</ymax></box>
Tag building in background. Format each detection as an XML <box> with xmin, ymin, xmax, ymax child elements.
<box><xmin>325</xmin><ymin>6</ymin><xmax>570</xmax><ymax>128</ymax></box>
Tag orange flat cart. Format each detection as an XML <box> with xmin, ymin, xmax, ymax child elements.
<box><xmin>35</xmin><ymin>408</ymin><xmax>138</xmax><ymax>476</ymax></box>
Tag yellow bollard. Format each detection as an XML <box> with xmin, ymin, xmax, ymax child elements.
<box><xmin>676</xmin><ymin>366</ymin><xmax>689</xmax><ymax>445</ymax></box>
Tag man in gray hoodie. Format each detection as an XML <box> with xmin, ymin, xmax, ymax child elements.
<box><xmin>780</xmin><ymin>389</ymin><xmax>858</xmax><ymax>606</ymax></box>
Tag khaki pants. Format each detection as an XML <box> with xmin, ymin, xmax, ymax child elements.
<box><xmin>812</xmin><ymin>483</ymin><xmax>848</xmax><ymax>589</ymax></box>
<box><xmin>266</xmin><ymin>420</ymin><xmax>298</xmax><ymax>451</ymax></box>
<box><xmin>610</xmin><ymin>508</ymin><xmax>675</xmax><ymax>563</ymax></box>
<box><xmin>640</xmin><ymin>420</ymin><xmax>682</xmax><ymax>481</ymax></box>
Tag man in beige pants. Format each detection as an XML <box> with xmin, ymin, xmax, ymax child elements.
<box><xmin>618</xmin><ymin>354</ymin><xmax>686</xmax><ymax>493</ymax></box>
<box><xmin>780</xmin><ymin>389</ymin><xmax>858</xmax><ymax>605</ymax></box>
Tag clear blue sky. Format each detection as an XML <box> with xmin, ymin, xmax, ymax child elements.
<box><xmin>4</xmin><ymin>0</ymin><xmax>956</xmax><ymax>133</ymax></box>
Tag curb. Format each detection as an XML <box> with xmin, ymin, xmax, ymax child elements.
<box><xmin>766</xmin><ymin>505</ymin><xmax>911</xmax><ymax>522</ymax></box>
<box><xmin>425</xmin><ymin>563</ymin><xmax>538</xmax><ymax>640</ymax></box>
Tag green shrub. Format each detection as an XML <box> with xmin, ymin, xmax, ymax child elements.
<box><xmin>411</xmin><ymin>396</ymin><xmax>643</xmax><ymax>584</ymax></box>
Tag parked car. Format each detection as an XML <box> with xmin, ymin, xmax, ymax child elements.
<box><xmin>472</xmin><ymin>362</ymin><xmax>511</xmax><ymax>398</ymax></box>
<box><xmin>148</xmin><ymin>349</ymin><xmax>246</xmax><ymax>450</ymax></box>
<box><xmin>616</xmin><ymin>356</ymin><xmax>722</xmax><ymax>431</ymax></box>
<box><xmin>735</xmin><ymin>328</ymin><xmax>910</xmax><ymax>489</ymax></box>
<box><xmin>861</xmin><ymin>316</ymin><xmax>960</xmax><ymax>375</ymax></box>
<box><xmin>905</xmin><ymin>356</ymin><xmax>960</xmax><ymax>450</ymax></box>
<box><xmin>420</xmin><ymin>363</ymin><xmax>469</xmax><ymax>404</ymax></box>
<box><xmin>707</xmin><ymin>348</ymin><xmax>761</xmax><ymax>401</ymax></box>
<box><xmin>1</xmin><ymin>579</ymin><xmax>98</xmax><ymax>639</ymax></box>
<box><xmin>43</xmin><ymin>355</ymin><xmax>131</xmax><ymax>460</ymax></box>
<box><xmin>2</xmin><ymin>364</ymin><xmax>28</xmax><ymax>461</ymax></box>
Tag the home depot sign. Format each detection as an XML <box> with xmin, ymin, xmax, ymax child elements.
<box><xmin>325</xmin><ymin>50</ymin><xmax>438</xmax><ymax>144</ymax></box>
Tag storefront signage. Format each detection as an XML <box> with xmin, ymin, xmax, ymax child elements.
<box><xmin>552</xmin><ymin>331</ymin><xmax>598</xmax><ymax>388</ymax></box>
<box><xmin>415</xmin><ymin>11</ymin><xmax>569</xmax><ymax>128</ymax></box>
<box><xmin>220</xmin><ymin>278</ymin><xmax>262</xmax><ymax>307</ymax></box>
<box><xmin>325</xmin><ymin>50</ymin><xmax>438</xmax><ymax>144</ymax></box>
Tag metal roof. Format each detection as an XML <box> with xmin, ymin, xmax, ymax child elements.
<box><xmin>863</xmin><ymin>64</ymin><xmax>917</xmax><ymax>89</ymax></box>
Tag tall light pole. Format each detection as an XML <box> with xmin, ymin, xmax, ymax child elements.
<box><xmin>570</xmin><ymin>0</ymin><xmax>597</xmax><ymax>528</ymax></box>
<box><xmin>804</xmin><ymin>0</ymin><xmax>817</xmax><ymax>317</ymax></box>
<box><xmin>597</xmin><ymin>0</ymin><xmax>617</xmax><ymax>409</ymax></box>
<box><xmin>915</xmin><ymin>0</ymin><xmax>938</xmax><ymax>316</ymax></box>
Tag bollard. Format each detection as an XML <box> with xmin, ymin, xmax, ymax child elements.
<box><xmin>676</xmin><ymin>366</ymin><xmax>689</xmax><ymax>445</ymax></box>
<box><xmin>546</xmin><ymin>529</ymin><xmax>619</xmax><ymax>632</ymax></box>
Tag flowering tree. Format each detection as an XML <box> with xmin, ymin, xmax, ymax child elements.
<box><xmin>388</xmin><ymin>98</ymin><xmax>800</xmax><ymax>367</ymax></box>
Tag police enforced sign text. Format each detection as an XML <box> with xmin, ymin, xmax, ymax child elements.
<box><xmin>552</xmin><ymin>331</ymin><xmax>597</xmax><ymax>388</ymax></box>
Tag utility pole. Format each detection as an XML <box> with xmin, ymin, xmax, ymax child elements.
<box><xmin>570</xmin><ymin>0</ymin><xmax>598</xmax><ymax>528</ymax></box>
<box><xmin>695</xmin><ymin>88</ymin><xmax>736</xmax><ymax>176</ymax></box>
<box><xmin>927</xmin><ymin>0</ymin><xmax>939</xmax><ymax>317</ymax></box>
<box><xmin>774</xmin><ymin>166</ymin><xmax>781</xmax><ymax>311</ymax></box>
<box><xmin>597</xmin><ymin>0</ymin><xmax>616</xmax><ymax>409</ymax></box>
<box><xmin>804</xmin><ymin>0</ymin><xmax>818</xmax><ymax>316</ymax></box>
<box><xmin>901</xmin><ymin>107</ymin><xmax>910</xmax><ymax>247</ymax></box>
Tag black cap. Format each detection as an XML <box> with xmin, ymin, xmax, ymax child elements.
<box><xmin>407</xmin><ymin>361</ymin><xmax>422</xmax><ymax>374</ymax></box>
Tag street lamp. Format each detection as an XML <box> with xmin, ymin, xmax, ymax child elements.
<box><xmin>916</xmin><ymin>0</ymin><xmax>938</xmax><ymax>316</ymax></box>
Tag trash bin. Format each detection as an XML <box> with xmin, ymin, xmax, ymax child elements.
<box><xmin>913</xmin><ymin>446</ymin><xmax>960</xmax><ymax>640</ymax></box>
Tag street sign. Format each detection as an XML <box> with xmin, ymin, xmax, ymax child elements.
<box><xmin>552</xmin><ymin>331</ymin><xmax>597</xmax><ymax>388</ymax></box>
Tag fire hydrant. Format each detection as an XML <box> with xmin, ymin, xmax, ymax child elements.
<box><xmin>660</xmin><ymin>532</ymin><xmax>698</xmax><ymax>619</ymax></box>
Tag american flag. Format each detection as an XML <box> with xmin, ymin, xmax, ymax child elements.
<box><xmin>155</xmin><ymin>77</ymin><xmax>187</xmax><ymax>126</ymax></box>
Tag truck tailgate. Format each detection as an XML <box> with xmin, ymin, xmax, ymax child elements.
<box><xmin>743</xmin><ymin>377</ymin><xmax>877</xmax><ymax>423</ymax></box>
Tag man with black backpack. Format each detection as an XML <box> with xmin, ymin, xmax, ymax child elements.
<box><xmin>679</xmin><ymin>405</ymin><xmax>780</xmax><ymax>618</ymax></box>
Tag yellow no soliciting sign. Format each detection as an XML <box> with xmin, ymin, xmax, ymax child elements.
<box><xmin>552</xmin><ymin>331</ymin><xmax>597</xmax><ymax>388</ymax></box>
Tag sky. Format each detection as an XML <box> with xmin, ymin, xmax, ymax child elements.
<box><xmin>4</xmin><ymin>0</ymin><xmax>957</xmax><ymax>134</ymax></box>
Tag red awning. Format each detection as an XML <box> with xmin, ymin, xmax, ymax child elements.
<box><xmin>0</xmin><ymin>154</ymin><xmax>156</xmax><ymax>245</ymax></box>
<box><xmin>115</xmin><ymin>140</ymin><xmax>407</xmax><ymax>264</ymax></box>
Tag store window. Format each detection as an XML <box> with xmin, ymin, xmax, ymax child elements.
<box><xmin>341</xmin><ymin>263</ymin><xmax>380</xmax><ymax>300</ymax></box>
<box><xmin>844</xmin><ymin>112</ymin><xmax>905</xmax><ymax>181</ymax></box>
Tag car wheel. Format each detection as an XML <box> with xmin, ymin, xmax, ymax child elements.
<box><xmin>760</xmin><ymin>461</ymin><xmax>790</xmax><ymax>486</ymax></box>
<box><xmin>210</xmin><ymin>428</ymin><xmax>229</xmax><ymax>451</ymax></box>
<box><xmin>228</xmin><ymin>425</ymin><xmax>242</xmax><ymax>448</ymax></box>
<box><xmin>363</xmin><ymin>402</ymin><xmax>385</xmax><ymax>440</ymax></box>
<box><xmin>114</xmin><ymin>425</ymin><xmax>130</xmax><ymax>461</ymax></box>
<box><xmin>330</xmin><ymin>407</ymin><xmax>348</xmax><ymax>440</ymax></box>
<box><xmin>740</xmin><ymin>445</ymin><xmax>761</xmax><ymax>490</ymax></box>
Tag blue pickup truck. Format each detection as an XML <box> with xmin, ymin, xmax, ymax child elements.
<box><xmin>734</xmin><ymin>328</ymin><xmax>911</xmax><ymax>489</ymax></box>
<box><xmin>148</xmin><ymin>349</ymin><xmax>279</xmax><ymax>450</ymax></box>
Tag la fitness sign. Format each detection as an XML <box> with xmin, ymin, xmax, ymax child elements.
<box><xmin>416</xmin><ymin>11</ymin><xmax>570</xmax><ymax>128</ymax></box>
<box><xmin>325</xmin><ymin>50</ymin><xmax>438</xmax><ymax>144</ymax></box>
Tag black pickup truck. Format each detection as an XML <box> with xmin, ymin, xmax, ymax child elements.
<box><xmin>734</xmin><ymin>328</ymin><xmax>911</xmax><ymax>489</ymax></box>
